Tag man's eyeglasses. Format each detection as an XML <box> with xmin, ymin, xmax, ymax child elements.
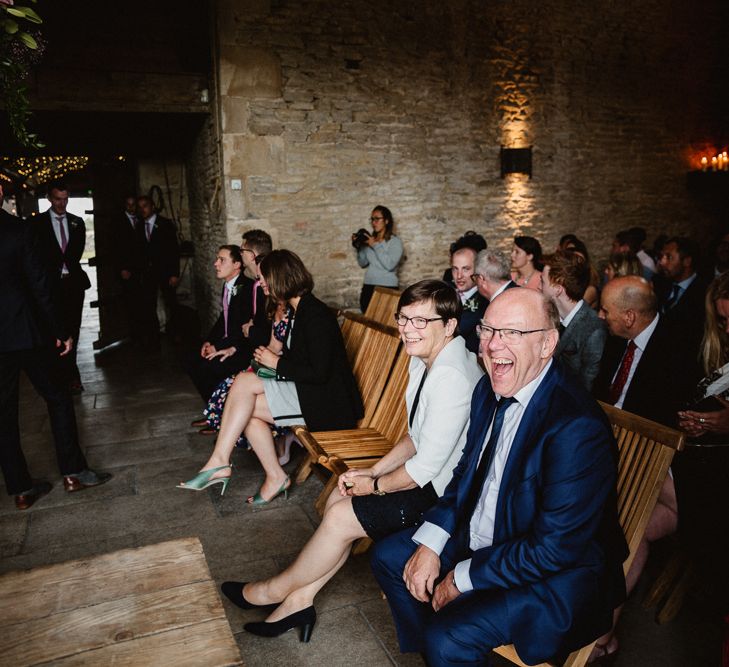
<box><xmin>476</xmin><ymin>324</ymin><xmax>551</xmax><ymax>343</ymax></box>
<box><xmin>240</xmin><ymin>247</ymin><xmax>256</xmax><ymax>256</ymax></box>
<box><xmin>370</xmin><ymin>216</ymin><xmax>384</xmax><ymax>222</ymax></box>
<box><xmin>395</xmin><ymin>313</ymin><xmax>443</xmax><ymax>329</ymax></box>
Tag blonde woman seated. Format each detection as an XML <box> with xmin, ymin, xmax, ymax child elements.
<box><xmin>222</xmin><ymin>279</ymin><xmax>483</xmax><ymax>642</ymax></box>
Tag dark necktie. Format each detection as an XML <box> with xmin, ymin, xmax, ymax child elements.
<box><xmin>462</xmin><ymin>396</ymin><xmax>517</xmax><ymax>522</ymax></box>
<box><xmin>608</xmin><ymin>340</ymin><xmax>637</xmax><ymax>405</ymax></box>
<box><xmin>662</xmin><ymin>284</ymin><xmax>681</xmax><ymax>313</ymax></box>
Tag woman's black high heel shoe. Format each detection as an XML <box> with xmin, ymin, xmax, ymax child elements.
<box><xmin>221</xmin><ymin>581</ymin><xmax>278</xmax><ymax>612</ymax></box>
<box><xmin>244</xmin><ymin>605</ymin><xmax>316</xmax><ymax>642</ymax></box>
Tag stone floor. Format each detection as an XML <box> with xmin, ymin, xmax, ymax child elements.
<box><xmin>0</xmin><ymin>294</ymin><xmax>723</xmax><ymax>666</ymax></box>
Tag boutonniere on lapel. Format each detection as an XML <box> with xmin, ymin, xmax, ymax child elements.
<box><xmin>70</xmin><ymin>220</ymin><xmax>80</xmax><ymax>230</ymax></box>
<box><xmin>463</xmin><ymin>296</ymin><xmax>480</xmax><ymax>312</ymax></box>
<box><xmin>230</xmin><ymin>284</ymin><xmax>241</xmax><ymax>297</ymax></box>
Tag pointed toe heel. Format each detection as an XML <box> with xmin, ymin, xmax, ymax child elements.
<box><xmin>244</xmin><ymin>606</ymin><xmax>316</xmax><ymax>641</ymax></box>
<box><xmin>221</xmin><ymin>581</ymin><xmax>278</xmax><ymax>611</ymax></box>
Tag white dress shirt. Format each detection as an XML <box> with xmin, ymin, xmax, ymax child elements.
<box><xmin>413</xmin><ymin>359</ymin><xmax>553</xmax><ymax>592</ymax></box>
<box><xmin>490</xmin><ymin>280</ymin><xmax>512</xmax><ymax>301</ymax></box>
<box><xmin>458</xmin><ymin>285</ymin><xmax>478</xmax><ymax>304</ymax></box>
<box><xmin>126</xmin><ymin>212</ymin><xmax>137</xmax><ymax>228</ymax></box>
<box><xmin>560</xmin><ymin>299</ymin><xmax>584</xmax><ymax>327</ymax></box>
<box><xmin>612</xmin><ymin>314</ymin><xmax>659</xmax><ymax>409</ymax></box>
<box><xmin>144</xmin><ymin>213</ymin><xmax>157</xmax><ymax>240</ymax></box>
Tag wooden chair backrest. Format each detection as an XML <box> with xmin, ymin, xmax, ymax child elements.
<box><xmin>364</xmin><ymin>286</ymin><xmax>401</xmax><ymax>326</ymax></box>
<box><xmin>367</xmin><ymin>345</ymin><xmax>410</xmax><ymax>444</ymax></box>
<box><xmin>495</xmin><ymin>402</ymin><xmax>685</xmax><ymax>667</ymax></box>
<box><xmin>348</xmin><ymin>316</ymin><xmax>401</xmax><ymax>427</ymax></box>
<box><xmin>597</xmin><ymin>401</ymin><xmax>684</xmax><ymax>575</ymax></box>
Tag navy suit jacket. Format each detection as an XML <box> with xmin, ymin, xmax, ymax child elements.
<box><xmin>424</xmin><ymin>363</ymin><xmax>627</xmax><ymax>664</ymax></box>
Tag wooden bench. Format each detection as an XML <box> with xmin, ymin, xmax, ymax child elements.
<box><xmin>295</xmin><ymin>344</ymin><xmax>410</xmax><ymax>507</ymax></box>
<box><xmin>493</xmin><ymin>402</ymin><xmax>685</xmax><ymax>667</ymax></box>
<box><xmin>363</xmin><ymin>286</ymin><xmax>402</xmax><ymax>325</ymax></box>
<box><xmin>294</xmin><ymin>313</ymin><xmax>402</xmax><ymax>484</ymax></box>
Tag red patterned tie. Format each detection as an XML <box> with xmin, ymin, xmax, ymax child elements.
<box><xmin>609</xmin><ymin>340</ymin><xmax>637</xmax><ymax>405</ymax></box>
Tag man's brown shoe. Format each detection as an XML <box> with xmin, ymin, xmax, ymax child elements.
<box><xmin>15</xmin><ymin>481</ymin><xmax>52</xmax><ymax>510</ymax></box>
<box><xmin>63</xmin><ymin>470</ymin><xmax>113</xmax><ymax>493</ymax></box>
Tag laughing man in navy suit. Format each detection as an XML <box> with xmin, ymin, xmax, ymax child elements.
<box><xmin>371</xmin><ymin>288</ymin><xmax>627</xmax><ymax>666</ymax></box>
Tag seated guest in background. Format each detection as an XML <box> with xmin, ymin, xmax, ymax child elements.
<box><xmin>590</xmin><ymin>276</ymin><xmax>700</xmax><ymax>661</ymax></box>
<box><xmin>442</xmin><ymin>231</ymin><xmax>487</xmax><ymax>283</ymax></box>
<box><xmin>676</xmin><ymin>273</ymin><xmax>729</xmax><ymax>633</ymax></box>
<box><xmin>179</xmin><ymin>250</ymin><xmax>362</xmax><ymax>504</ymax></box>
<box><xmin>372</xmin><ymin>288</ymin><xmax>627</xmax><ymax>666</ymax></box>
<box><xmin>240</xmin><ymin>229</ymin><xmax>273</xmax><ymax>350</ymax></box>
<box><xmin>510</xmin><ymin>235</ymin><xmax>543</xmax><ymax>290</ymax></box>
<box><xmin>560</xmin><ymin>237</ymin><xmax>600</xmax><ymax>308</ymax></box>
<box><xmin>228</xmin><ymin>280</ymin><xmax>483</xmax><ymax>642</ymax></box>
<box><xmin>354</xmin><ymin>205</ymin><xmax>404</xmax><ymax>313</ymax></box>
<box><xmin>185</xmin><ymin>246</ymin><xmax>251</xmax><ymax>430</ymax></box>
<box><xmin>541</xmin><ymin>251</ymin><xmax>606</xmax><ymax>391</ymax></box>
<box><xmin>604</xmin><ymin>251</ymin><xmax>642</xmax><ymax>283</ymax></box>
<box><xmin>612</xmin><ymin>227</ymin><xmax>655</xmax><ymax>280</ymax></box>
<box><xmin>656</xmin><ymin>236</ymin><xmax>707</xmax><ymax>354</ymax></box>
<box><xmin>467</xmin><ymin>249</ymin><xmax>516</xmax><ymax>352</ymax></box>
<box><xmin>450</xmin><ymin>245</ymin><xmax>487</xmax><ymax>353</ymax></box>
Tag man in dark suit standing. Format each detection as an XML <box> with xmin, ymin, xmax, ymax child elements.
<box><xmin>451</xmin><ymin>246</ymin><xmax>488</xmax><ymax>354</ymax></box>
<box><xmin>541</xmin><ymin>251</ymin><xmax>606</xmax><ymax>391</ymax></box>
<box><xmin>372</xmin><ymin>288</ymin><xmax>627</xmax><ymax>665</ymax></box>
<box><xmin>136</xmin><ymin>195</ymin><xmax>180</xmax><ymax>346</ymax></box>
<box><xmin>32</xmin><ymin>182</ymin><xmax>91</xmax><ymax>393</ymax></box>
<box><xmin>115</xmin><ymin>194</ymin><xmax>145</xmax><ymax>344</ymax></box>
<box><xmin>0</xmin><ymin>187</ymin><xmax>111</xmax><ymax>510</ymax></box>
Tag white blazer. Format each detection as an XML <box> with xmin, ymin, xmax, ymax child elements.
<box><xmin>404</xmin><ymin>336</ymin><xmax>483</xmax><ymax>496</ymax></box>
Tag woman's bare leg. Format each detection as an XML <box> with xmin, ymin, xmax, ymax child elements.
<box><xmin>197</xmin><ymin>373</ymin><xmax>268</xmax><ymax>480</ymax></box>
<box><xmin>243</xmin><ymin>493</ymin><xmax>366</xmax><ymax>616</ymax></box>
<box><xmin>245</xmin><ymin>409</ymin><xmax>289</xmax><ymax>500</ymax></box>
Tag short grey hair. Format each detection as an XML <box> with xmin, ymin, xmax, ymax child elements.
<box><xmin>475</xmin><ymin>249</ymin><xmax>511</xmax><ymax>282</ymax></box>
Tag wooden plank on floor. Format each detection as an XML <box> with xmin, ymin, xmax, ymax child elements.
<box><xmin>0</xmin><ymin>536</ymin><xmax>211</xmax><ymax>627</ymax></box>
<box><xmin>52</xmin><ymin>619</ymin><xmax>242</xmax><ymax>666</ymax></box>
<box><xmin>0</xmin><ymin>580</ymin><xmax>228</xmax><ymax>665</ymax></box>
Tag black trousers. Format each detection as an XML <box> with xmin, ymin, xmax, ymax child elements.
<box><xmin>182</xmin><ymin>347</ymin><xmax>251</xmax><ymax>402</ymax></box>
<box><xmin>138</xmin><ymin>277</ymin><xmax>177</xmax><ymax>343</ymax></box>
<box><xmin>57</xmin><ymin>277</ymin><xmax>85</xmax><ymax>384</ymax></box>
<box><xmin>0</xmin><ymin>346</ymin><xmax>87</xmax><ymax>495</ymax></box>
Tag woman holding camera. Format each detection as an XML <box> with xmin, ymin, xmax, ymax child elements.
<box><xmin>353</xmin><ymin>205</ymin><xmax>403</xmax><ymax>312</ymax></box>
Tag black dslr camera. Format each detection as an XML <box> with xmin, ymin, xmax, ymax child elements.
<box><xmin>351</xmin><ymin>228</ymin><xmax>371</xmax><ymax>250</ymax></box>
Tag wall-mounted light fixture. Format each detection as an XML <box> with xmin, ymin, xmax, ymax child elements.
<box><xmin>500</xmin><ymin>146</ymin><xmax>532</xmax><ymax>178</ymax></box>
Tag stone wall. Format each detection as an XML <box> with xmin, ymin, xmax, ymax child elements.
<box><xmin>213</xmin><ymin>0</ymin><xmax>727</xmax><ymax>309</ymax></box>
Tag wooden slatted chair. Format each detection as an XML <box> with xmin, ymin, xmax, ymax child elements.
<box><xmin>493</xmin><ymin>401</ymin><xmax>685</xmax><ymax>667</ymax></box>
<box><xmin>293</xmin><ymin>315</ymin><xmax>401</xmax><ymax>484</ymax></box>
<box><xmin>295</xmin><ymin>344</ymin><xmax>410</xmax><ymax>506</ymax></box>
<box><xmin>364</xmin><ymin>286</ymin><xmax>401</xmax><ymax>326</ymax></box>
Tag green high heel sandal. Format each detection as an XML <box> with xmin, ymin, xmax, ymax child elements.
<box><xmin>247</xmin><ymin>475</ymin><xmax>290</xmax><ymax>505</ymax></box>
<box><xmin>177</xmin><ymin>464</ymin><xmax>232</xmax><ymax>495</ymax></box>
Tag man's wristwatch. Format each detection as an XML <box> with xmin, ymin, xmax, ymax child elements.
<box><xmin>373</xmin><ymin>477</ymin><xmax>386</xmax><ymax>496</ymax></box>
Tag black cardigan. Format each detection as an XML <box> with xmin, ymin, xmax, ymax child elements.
<box><xmin>276</xmin><ymin>292</ymin><xmax>363</xmax><ymax>431</ymax></box>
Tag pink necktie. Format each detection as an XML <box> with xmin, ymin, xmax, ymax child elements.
<box><xmin>252</xmin><ymin>280</ymin><xmax>260</xmax><ymax>317</ymax></box>
<box><xmin>223</xmin><ymin>286</ymin><xmax>230</xmax><ymax>338</ymax></box>
<box><xmin>57</xmin><ymin>216</ymin><xmax>68</xmax><ymax>252</ymax></box>
<box><xmin>57</xmin><ymin>217</ymin><xmax>69</xmax><ymax>273</ymax></box>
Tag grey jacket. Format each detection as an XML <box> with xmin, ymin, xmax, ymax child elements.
<box><xmin>555</xmin><ymin>302</ymin><xmax>607</xmax><ymax>391</ymax></box>
<box><xmin>356</xmin><ymin>235</ymin><xmax>403</xmax><ymax>287</ymax></box>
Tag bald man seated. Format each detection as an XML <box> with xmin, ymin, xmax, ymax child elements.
<box><xmin>371</xmin><ymin>287</ymin><xmax>628</xmax><ymax>666</ymax></box>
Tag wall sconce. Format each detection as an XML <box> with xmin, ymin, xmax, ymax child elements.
<box><xmin>500</xmin><ymin>146</ymin><xmax>532</xmax><ymax>178</ymax></box>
